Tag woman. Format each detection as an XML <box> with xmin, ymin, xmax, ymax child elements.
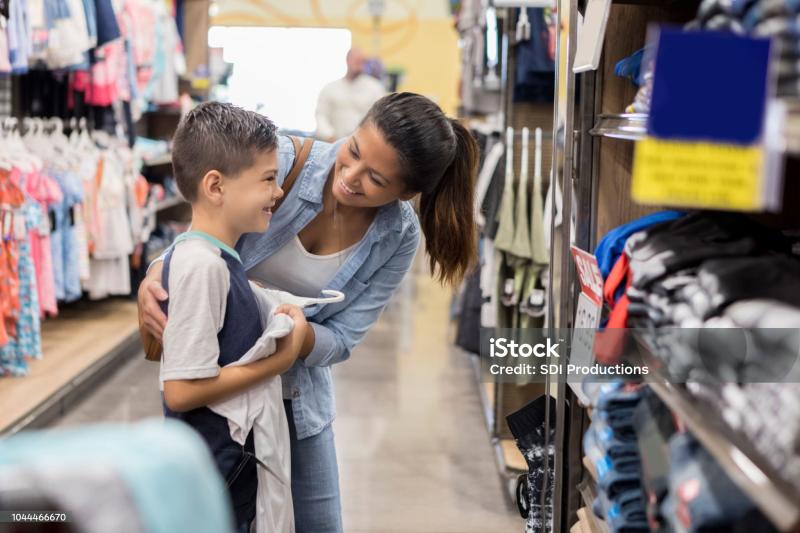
<box><xmin>138</xmin><ymin>92</ymin><xmax>479</xmax><ymax>532</ymax></box>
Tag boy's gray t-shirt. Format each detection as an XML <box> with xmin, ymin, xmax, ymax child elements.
<box><xmin>160</xmin><ymin>238</ymin><xmax>233</xmax><ymax>384</ymax></box>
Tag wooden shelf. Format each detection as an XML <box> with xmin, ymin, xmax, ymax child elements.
<box><xmin>577</xmin><ymin>480</ymin><xmax>611</xmax><ymax>533</ymax></box>
<box><xmin>638</xmin><ymin>338</ymin><xmax>800</xmax><ymax>532</ymax></box>
<box><xmin>500</xmin><ymin>438</ymin><xmax>528</xmax><ymax>472</ymax></box>
<box><xmin>0</xmin><ymin>299</ymin><xmax>140</xmax><ymax>435</ymax></box>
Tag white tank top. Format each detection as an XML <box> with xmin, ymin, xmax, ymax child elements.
<box><xmin>248</xmin><ymin>236</ymin><xmax>358</xmax><ymax>298</ymax></box>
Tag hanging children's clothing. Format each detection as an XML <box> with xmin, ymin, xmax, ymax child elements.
<box><xmin>86</xmin><ymin>151</ymin><xmax>134</xmax><ymax>300</ymax></box>
<box><xmin>1</xmin><ymin>169</ymin><xmax>43</xmax><ymax>376</ymax></box>
<box><xmin>50</xmin><ymin>170</ymin><xmax>84</xmax><ymax>303</ymax></box>
<box><xmin>0</xmin><ymin>170</ymin><xmax>25</xmax><ymax>349</ymax></box>
<box><xmin>25</xmin><ymin>169</ymin><xmax>60</xmax><ymax>318</ymax></box>
<box><xmin>0</xmin><ymin>15</ymin><xmax>12</xmax><ymax>74</ymax></box>
<box><xmin>7</xmin><ymin>0</ymin><xmax>31</xmax><ymax>73</ymax></box>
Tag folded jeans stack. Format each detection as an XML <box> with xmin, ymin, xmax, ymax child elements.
<box><xmin>663</xmin><ymin>432</ymin><xmax>777</xmax><ymax>533</ymax></box>
<box><xmin>583</xmin><ymin>383</ymin><xmax>650</xmax><ymax>533</ymax></box>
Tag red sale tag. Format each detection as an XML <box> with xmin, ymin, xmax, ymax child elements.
<box><xmin>570</xmin><ymin>246</ymin><xmax>603</xmax><ymax>306</ymax></box>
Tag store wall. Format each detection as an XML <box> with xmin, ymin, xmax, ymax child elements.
<box><xmin>211</xmin><ymin>0</ymin><xmax>461</xmax><ymax>114</ymax></box>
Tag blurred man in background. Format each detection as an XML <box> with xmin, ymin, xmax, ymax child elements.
<box><xmin>315</xmin><ymin>47</ymin><xmax>386</xmax><ymax>142</ymax></box>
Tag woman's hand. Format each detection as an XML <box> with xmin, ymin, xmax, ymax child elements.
<box><xmin>137</xmin><ymin>261</ymin><xmax>168</xmax><ymax>340</ymax></box>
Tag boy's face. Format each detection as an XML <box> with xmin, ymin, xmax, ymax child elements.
<box><xmin>222</xmin><ymin>149</ymin><xmax>282</xmax><ymax>234</ymax></box>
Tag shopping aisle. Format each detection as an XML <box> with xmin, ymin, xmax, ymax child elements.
<box><xmin>52</xmin><ymin>265</ymin><xmax>519</xmax><ymax>532</ymax></box>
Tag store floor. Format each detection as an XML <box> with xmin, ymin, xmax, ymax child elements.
<box><xmin>52</xmin><ymin>267</ymin><xmax>520</xmax><ymax>533</ymax></box>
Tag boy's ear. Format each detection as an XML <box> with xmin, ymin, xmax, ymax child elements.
<box><xmin>200</xmin><ymin>170</ymin><xmax>225</xmax><ymax>205</ymax></box>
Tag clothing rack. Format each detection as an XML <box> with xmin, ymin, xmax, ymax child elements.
<box><xmin>547</xmin><ymin>2</ymin><xmax>800</xmax><ymax>532</ymax></box>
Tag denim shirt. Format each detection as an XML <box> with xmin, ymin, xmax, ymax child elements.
<box><xmin>236</xmin><ymin>136</ymin><xmax>421</xmax><ymax>439</ymax></box>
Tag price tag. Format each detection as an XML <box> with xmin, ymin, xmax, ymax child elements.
<box><xmin>570</xmin><ymin>246</ymin><xmax>603</xmax><ymax>306</ymax></box>
<box><xmin>569</xmin><ymin>247</ymin><xmax>604</xmax><ymax>402</ymax></box>
<box><xmin>632</xmin><ymin>28</ymin><xmax>780</xmax><ymax>212</ymax></box>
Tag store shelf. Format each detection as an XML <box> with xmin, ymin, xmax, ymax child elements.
<box><xmin>143</xmin><ymin>153</ymin><xmax>172</xmax><ymax>167</ymax></box>
<box><xmin>467</xmin><ymin>352</ymin><xmax>526</xmax><ymax>509</ymax></box>
<box><xmin>590</xmin><ymin>104</ymin><xmax>800</xmax><ymax>156</ymax></box>
<box><xmin>500</xmin><ymin>439</ymin><xmax>527</xmax><ymax>471</ymax></box>
<box><xmin>589</xmin><ymin>113</ymin><xmax>647</xmax><ymax>141</ymax></box>
<box><xmin>577</xmin><ymin>480</ymin><xmax>611</xmax><ymax>533</ymax></box>
<box><xmin>0</xmin><ymin>299</ymin><xmax>141</xmax><ymax>435</ymax></box>
<box><xmin>583</xmin><ymin>456</ymin><xmax>598</xmax><ymax>483</ymax></box>
<box><xmin>470</xmin><ymin>353</ymin><xmax>496</xmax><ymax>433</ymax></box>
<box><xmin>637</xmin><ymin>339</ymin><xmax>800</xmax><ymax>532</ymax></box>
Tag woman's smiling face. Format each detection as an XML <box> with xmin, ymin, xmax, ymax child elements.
<box><xmin>332</xmin><ymin>121</ymin><xmax>416</xmax><ymax>208</ymax></box>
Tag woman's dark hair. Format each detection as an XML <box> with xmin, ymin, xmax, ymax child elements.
<box><xmin>363</xmin><ymin>92</ymin><xmax>478</xmax><ymax>287</ymax></box>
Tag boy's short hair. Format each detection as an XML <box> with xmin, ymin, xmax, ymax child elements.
<box><xmin>171</xmin><ymin>102</ymin><xmax>279</xmax><ymax>202</ymax></box>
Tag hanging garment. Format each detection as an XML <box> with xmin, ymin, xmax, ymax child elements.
<box><xmin>45</xmin><ymin>0</ymin><xmax>93</xmax><ymax>69</ymax></box>
<box><xmin>479</xmin><ymin>239</ymin><xmax>498</xmax><ymax>328</ymax></box>
<box><xmin>208</xmin><ymin>286</ymin><xmax>301</xmax><ymax>533</ymax></box>
<box><xmin>494</xmin><ymin>127</ymin><xmax>516</xmax><ymax>253</ymax></box>
<box><xmin>144</xmin><ymin>2</ymin><xmax>184</xmax><ymax>104</ymax></box>
<box><xmin>125</xmin><ymin>0</ymin><xmax>157</xmax><ymax>92</ymax></box>
<box><xmin>50</xmin><ymin>171</ymin><xmax>84</xmax><ymax>303</ymax></box>
<box><xmin>475</xmin><ymin>137</ymin><xmax>504</xmax><ymax>228</ymax></box>
<box><xmin>72</xmin><ymin>40</ymin><xmax>125</xmax><ymax>107</ymax></box>
<box><xmin>530</xmin><ymin>128</ymin><xmax>548</xmax><ymax>265</ymax></box>
<box><xmin>455</xmin><ymin>264</ymin><xmax>483</xmax><ymax>354</ymax></box>
<box><xmin>8</xmin><ymin>0</ymin><xmax>32</xmax><ymax>73</ymax></box>
<box><xmin>0</xmin><ymin>172</ymin><xmax>43</xmax><ymax>374</ymax></box>
<box><xmin>80</xmin><ymin>0</ymin><xmax>97</xmax><ymax>47</ymax></box>
<box><xmin>0</xmin><ymin>17</ymin><xmax>12</xmax><ymax>74</ymax></box>
<box><xmin>86</xmin><ymin>154</ymin><xmax>134</xmax><ymax>300</ymax></box>
<box><xmin>513</xmin><ymin>8</ymin><xmax>556</xmax><ymax>103</ymax></box>
<box><xmin>93</xmin><ymin>0</ymin><xmax>120</xmax><ymax>47</ymax></box>
<box><xmin>0</xmin><ymin>170</ymin><xmax>25</xmax><ymax>350</ymax></box>
<box><xmin>25</xmin><ymin>170</ymin><xmax>60</xmax><ymax>318</ymax></box>
<box><xmin>510</xmin><ymin>127</ymin><xmax>533</xmax><ymax>260</ymax></box>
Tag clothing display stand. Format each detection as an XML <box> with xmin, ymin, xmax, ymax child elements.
<box><xmin>457</xmin><ymin>4</ymin><xmax>559</xmax><ymax>507</ymax></box>
<box><xmin>547</xmin><ymin>1</ymin><xmax>800</xmax><ymax>532</ymax></box>
<box><xmin>0</xmin><ymin>0</ymin><xmax>190</xmax><ymax>432</ymax></box>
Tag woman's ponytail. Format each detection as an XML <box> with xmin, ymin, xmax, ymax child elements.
<box><xmin>364</xmin><ymin>92</ymin><xmax>480</xmax><ymax>287</ymax></box>
<box><xmin>418</xmin><ymin>119</ymin><xmax>478</xmax><ymax>286</ymax></box>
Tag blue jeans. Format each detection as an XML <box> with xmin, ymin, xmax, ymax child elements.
<box><xmin>284</xmin><ymin>400</ymin><xmax>343</xmax><ymax>533</ymax></box>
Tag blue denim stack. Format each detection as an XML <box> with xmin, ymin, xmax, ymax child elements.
<box><xmin>662</xmin><ymin>432</ymin><xmax>777</xmax><ymax>533</ymax></box>
<box><xmin>583</xmin><ymin>382</ymin><xmax>650</xmax><ymax>533</ymax></box>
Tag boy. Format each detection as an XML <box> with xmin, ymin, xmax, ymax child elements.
<box><xmin>159</xmin><ymin>102</ymin><xmax>307</xmax><ymax>531</ymax></box>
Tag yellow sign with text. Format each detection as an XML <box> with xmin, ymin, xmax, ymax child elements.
<box><xmin>632</xmin><ymin>137</ymin><xmax>764</xmax><ymax>211</ymax></box>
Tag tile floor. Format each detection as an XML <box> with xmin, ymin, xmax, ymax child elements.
<box><xmin>52</xmin><ymin>269</ymin><xmax>521</xmax><ymax>532</ymax></box>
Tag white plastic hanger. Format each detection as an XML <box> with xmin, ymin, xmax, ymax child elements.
<box><xmin>516</xmin><ymin>7</ymin><xmax>531</xmax><ymax>41</ymax></box>
<box><xmin>259</xmin><ymin>288</ymin><xmax>346</xmax><ymax>309</ymax></box>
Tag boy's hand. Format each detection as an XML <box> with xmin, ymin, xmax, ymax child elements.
<box><xmin>138</xmin><ymin>262</ymin><xmax>168</xmax><ymax>339</ymax></box>
<box><xmin>274</xmin><ymin>304</ymin><xmax>307</xmax><ymax>325</ymax></box>
<box><xmin>274</xmin><ymin>304</ymin><xmax>309</xmax><ymax>365</ymax></box>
